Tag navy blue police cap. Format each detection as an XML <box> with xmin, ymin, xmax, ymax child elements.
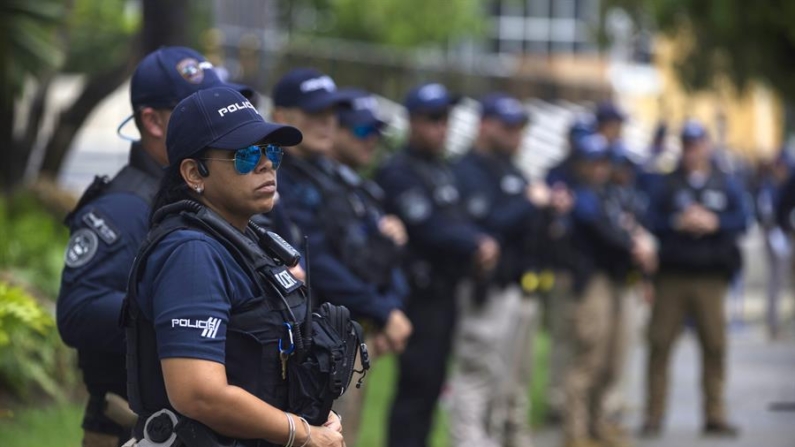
<box><xmin>575</xmin><ymin>134</ymin><xmax>610</xmax><ymax>161</ymax></box>
<box><xmin>166</xmin><ymin>87</ymin><xmax>302</xmax><ymax>166</ymax></box>
<box><xmin>480</xmin><ymin>92</ymin><xmax>529</xmax><ymax>126</ymax></box>
<box><xmin>337</xmin><ymin>88</ymin><xmax>387</xmax><ymax>129</ymax></box>
<box><xmin>130</xmin><ymin>46</ymin><xmax>253</xmax><ymax>110</ymax></box>
<box><xmin>272</xmin><ymin>68</ymin><xmax>353</xmax><ymax>113</ymax></box>
<box><xmin>404</xmin><ymin>82</ymin><xmax>460</xmax><ymax>115</ymax></box>
<box><xmin>681</xmin><ymin>120</ymin><xmax>708</xmax><ymax>143</ymax></box>
<box><xmin>595</xmin><ymin>101</ymin><xmax>627</xmax><ymax>124</ymax></box>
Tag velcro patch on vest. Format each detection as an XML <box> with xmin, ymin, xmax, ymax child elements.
<box><xmin>269</xmin><ymin>266</ymin><xmax>303</xmax><ymax>295</ymax></box>
<box><xmin>82</xmin><ymin>210</ymin><xmax>120</xmax><ymax>245</ymax></box>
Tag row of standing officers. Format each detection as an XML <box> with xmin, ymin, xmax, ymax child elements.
<box><xmin>56</xmin><ymin>45</ymin><xmax>747</xmax><ymax>447</ymax></box>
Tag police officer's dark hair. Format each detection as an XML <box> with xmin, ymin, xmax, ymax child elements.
<box><xmin>150</xmin><ymin>152</ymin><xmax>205</xmax><ymax>226</ymax></box>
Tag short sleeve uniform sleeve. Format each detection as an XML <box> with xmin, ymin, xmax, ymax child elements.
<box><xmin>137</xmin><ymin>230</ymin><xmax>255</xmax><ymax>364</ymax></box>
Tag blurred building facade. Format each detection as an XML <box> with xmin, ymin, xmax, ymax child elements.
<box><xmin>209</xmin><ymin>1</ymin><xmax>786</xmax><ymax>157</ymax></box>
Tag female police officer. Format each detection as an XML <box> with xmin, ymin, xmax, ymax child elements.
<box><xmin>122</xmin><ymin>86</ymin><xmax>345</xmax><ymax>447</ymax></box>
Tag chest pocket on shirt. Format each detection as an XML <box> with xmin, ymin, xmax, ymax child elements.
<box><xmin>702</xmin><ymin>189</ymin><xmax>728</xmax><ymax>211</ymax></box>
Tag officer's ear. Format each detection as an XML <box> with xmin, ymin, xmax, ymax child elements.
<box><xmin>138</xmin><ymin>107</ymin><xmax>170</xmax><ymax>140</ymax></box>
<box><xmin>180</xmin><ymin>158</ymin><xmax>205</xmax><ymax>189</ymax></box>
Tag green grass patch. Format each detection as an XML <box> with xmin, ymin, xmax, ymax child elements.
<box><xmin>0</xmin><ymin>402</ymin><xmax>83</xmax><ymax>447</ymax></box>
<box><xmin>355</xmin><ymin>330</ymin><xmax>550</xmax><ymax>446</ymax></box>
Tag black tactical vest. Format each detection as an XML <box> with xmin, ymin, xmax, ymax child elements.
<box><xmin>657</xmin><ymin>169</ymin><xmax>742</xmax><ymax>275</ymax></box>
<box><xmin>284</xmin><ymin>156</ymin><xmax>400</xmax><ymax>288</ymax></box>
<box><xmin>122</xmin><ymin>202</ymin><xmax>307</xmax><ymax>447</ymax></box>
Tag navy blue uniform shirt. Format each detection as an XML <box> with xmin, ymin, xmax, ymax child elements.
<box><xmin>57</xmin><ymin>146</ymin><xmax>161</xmax><ymax>395</ymax></box>
<box><xmin>135</xmin><ymin>229</ymin><xmax>258</xmax><ymax>363</ymax></box>
<box><xmin>375</xmin><ymin>147</ymin><xmax>482</xmax><ymax>278</ymax></box>
<box><xmin>647</xmin><ymin>168</ymin><xmax>748</xmax><ymax>275</ymax></box>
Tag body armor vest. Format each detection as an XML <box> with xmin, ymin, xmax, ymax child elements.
<box><xmin>123</xmin><ymin>201</ymin><xmax>368</xmax><ymax>446</ymax></box>
<box><xmin>123</xmin><ymin>201</ymin><xmax>306</xmax><ymax>447</ymax></box>
<box><xmin>658</xmin><ymin>169</ymin><xmax>742</xmax><ymax>275</ymax></box>
<box><xmin>285</xmin><ymin>156</ymin><xmax>400</xmax><ymax>287</ymax></box>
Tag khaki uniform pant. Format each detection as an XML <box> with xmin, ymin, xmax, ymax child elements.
<box><xmin>563</xmin><ymin>274</ymin><xmax>626</xmax><ymax>440</ymax></box>
<box><xmin>450</xmin><ymin>283</ymin><xmax>539</xmax><ymax>447</ymax></box>
<box><xmin>547</xmin><ymin>271</ymin><xmax>574</xmax><ymax>417</ymax></box>
<box><xmin>645</xmin><ymin>273</ymin><xmax>729</xmax><ymax>425</ymax></box>
<box><xmin>602</xmin><ymin>284</ymin><xmax>646</xmax><ymax>419</ymax></box>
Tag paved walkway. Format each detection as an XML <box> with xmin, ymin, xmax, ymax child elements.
<box><xmin>535</xmin><ymin>322</ymin><xmax>795</xmax><ymax>447</ymax></box>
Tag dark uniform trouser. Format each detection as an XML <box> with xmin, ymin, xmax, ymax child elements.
<box><xmin>388</xmin><ymin>279</ymin><xmax>458</xmax><ymax>447</ymax></box>
<box><xmin>645</xmin><ymin>272</ymin><xmax>729</xmax><ymax>425</ymax></box>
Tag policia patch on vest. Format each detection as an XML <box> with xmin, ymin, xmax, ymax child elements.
<box><xmin>82</xmin><ymin>210</ymin><xmax>120</xmax><ymax>245</ymax></box>
<box><xmin>65</xmin><ymin>228</ymin><xmax>99</xmax><ymax>268</ymax></box>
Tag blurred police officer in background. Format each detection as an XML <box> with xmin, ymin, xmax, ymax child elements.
<box><xmin>450</xmin><ymin>93</ymin><xmax>568</xmax><ymax>447</ymax></box>
<box><xmin>601</xmin><ymin>146</ymin><xmax>656</xmax><ymax>422</ymax></box>
<box><xmin>752</xmin><ymin>149</ymin><xmax>792</xmax><ymax>340</ymax></box>
<box><xmin>563</xmin><ymin>134</ymin><xmax>656</xmax><ymax>447</ymax></box>
<box><xmin>278</xmin><ymin>81</ymin><xmax>413</xmax><ymax>446</ymax></box>
<box><xmin>544</xmin><ymin>116</ymin><xmax>593</xmax><ymax>425</ymax></box>
<box><xmin>271</xmin><ymin>68</ymin><xmax>412</xmax><ymax>346</ymax></box>
<box><xmin>376</xmin><ymin>83</ymin><xmax>499</xmax><ymax>447</ymax></box>
<box><xmin>56</xmin><ymin>46</ymin><xmax>252</xmax><ymax>447</ymax></box>
<box><xmin>642</xmin><ymin>120</ymin><xmax>746</xmax><ymax>437</ymax></box>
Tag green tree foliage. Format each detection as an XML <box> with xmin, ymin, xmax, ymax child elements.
<box><xmin>0</xmin><ymin>282</ymin><xmax>75</xmax><ymax>401</ymax></box>
<box><xmin>607</xmin><ymin>0</ymin><xmax>795</xmax><ymax>101</ymax></box>
<box><xmin>0</xmin><ymin>194</ymin><xmax>71</xmax><ymax>298</ymax></box>
<box><xmin>62</xmin><ymin>0</ymin><xmax>140</xmax><ymax>74</ymax></box>
<box><xmin>0</xmin><ymin>0</ymin><xmax>64</xmax><ymax>100</ymax></box>
<box><xmin>299</xmin><ymin>0</ymin><xmax>486</xmax><ymax>47</ymax></box>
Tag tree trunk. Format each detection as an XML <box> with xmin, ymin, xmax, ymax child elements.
<box><xmin>0</xmin><ymin>97</ymin><xmax>21</xmax><ymax>194</ymax></box>
<box><xmin>34</xmin><ymin>0</ymin><xmax>191</xmax><ymax>182</ymax></box>
<box><xmin>37</xmin><ymin>62</ymin><xmax>132</xmax><ymax>180</ymax></box>
<box><xmin>141</xmin><ymin>0</ymin><xmax>191</xmax><ymax>53</ymax></box>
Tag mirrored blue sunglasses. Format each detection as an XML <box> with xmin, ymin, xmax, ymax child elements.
<box><xmin>203</xmin><ymin>144</ymin><xmax>284</xmax><ymax>174</ymax></box>
<box><xmin>351</xmin><ymin>124</ymin><xmax>380</xmax><ymax>140</ymax></box>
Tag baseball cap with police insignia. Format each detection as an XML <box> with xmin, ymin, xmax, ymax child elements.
<box><xmin>166</xmin><ymin>87</ymin><xmax>302</xmax><ymax>166</ymax></box>
<box><xmin>271</xmin><ymin>68</ymin><xmax>354</xmax><ymax>113</ymax></box>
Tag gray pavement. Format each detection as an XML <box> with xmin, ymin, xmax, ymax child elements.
<box><xmin>535</xmin><ymin>321</ymin><xmax>795</xmax><ymax>447</ymax></box>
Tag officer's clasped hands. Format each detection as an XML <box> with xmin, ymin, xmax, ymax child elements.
<box><xmin>474</xmin><ymin>235</ymin><xmax>500</xmax><ymax>276</ymax></box>
<box><xmin>382</xmin><ymin>308</ymin><xmax>413</xmax><ymax>353</ymax></box>
<box><xmin>675</xmin><ymin>204</ymin><xmax>720</xmax><ymax>236</ymax></box>
<box><xmin>378</xmin><ymin>215</ymin><xmax>408</xmax><ymax>246</ymax></box>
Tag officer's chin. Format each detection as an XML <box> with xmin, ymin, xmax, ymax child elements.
<box><xmin>251</xmin><ymin>195</ymin><xmax>276</xmax><ymax>215</ymax></box>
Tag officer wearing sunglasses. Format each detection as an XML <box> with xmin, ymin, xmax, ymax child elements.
<box><xmin>123</xmin><ymin>86</ymin><xmax>344</xmax><ymax>447</ymax></box>
<box><xmin>55</xmin><ymin>47</ymin><xmax>254</xmax><ymax>447</ymax></box>
<box><xmin>375</xmin><ymin>82</ymin><xmax>500</xmax><ymax>447</ymax></box>
<box><xmin>271</xmin><ymin>71</ymin><xmax>413</xmax><ymax>428</ymax></box>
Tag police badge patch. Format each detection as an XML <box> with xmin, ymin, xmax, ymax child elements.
<box><xmin>176</xmin><ymin>58</ymin><xmax>205</xmax><ymax>84</ymax></box>
<box><xmin>398</xmin><ymin>189</ymin><xmax>432</xmax><ymax>224</ymax></box>
<box><xmin>65</xmin><ymin>228</ymin><xmax>99</xmax><ymax>268</ymax></box>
